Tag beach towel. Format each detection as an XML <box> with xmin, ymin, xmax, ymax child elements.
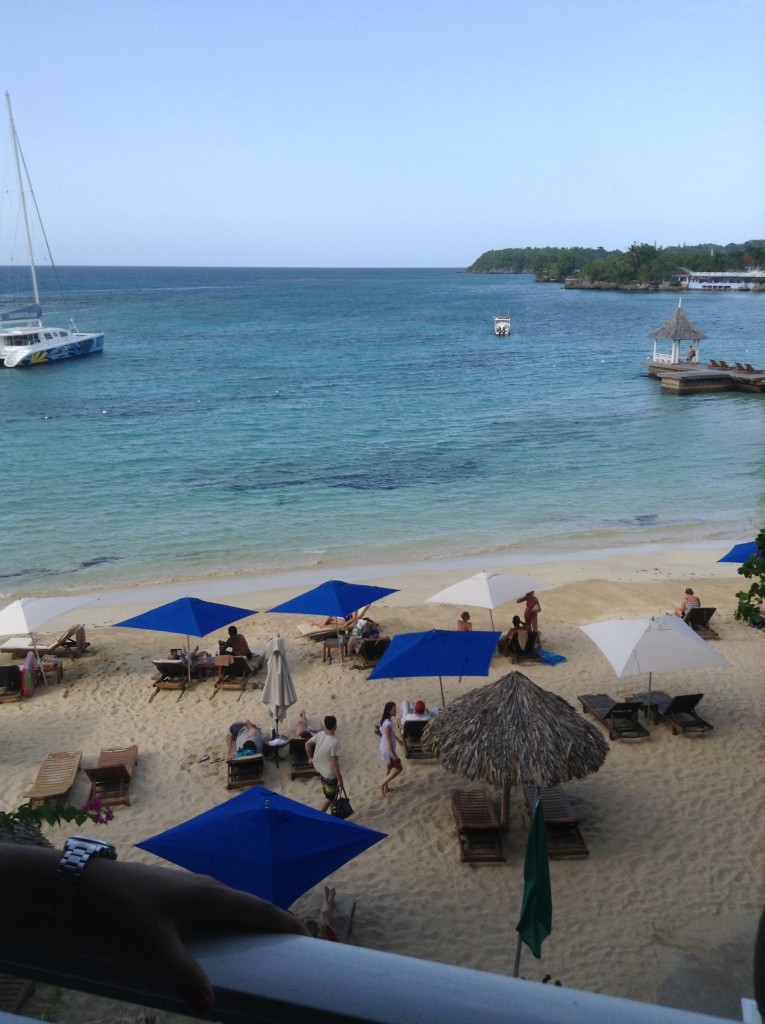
<box><xmin>536</xmin><ymin>649</ymin><xmax>567</xmax><ymax>666</ymax></box>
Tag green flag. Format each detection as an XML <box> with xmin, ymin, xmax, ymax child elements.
<box><xmin>515</xmin><ymin>797</ymin><xmax>552</xmax><ymax>958</ymax></box>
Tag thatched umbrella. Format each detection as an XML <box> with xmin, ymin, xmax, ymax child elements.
<box><xmin>648</xmin><ymin>299</ymin><xmax>707</xmax><ymax>364</ymax></box>
<box><xmin>423</xmin><ymin>670</ymin><xmax>609</xmax><ymax>825</ymax></box>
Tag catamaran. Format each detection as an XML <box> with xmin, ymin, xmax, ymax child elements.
<box><xmin>0</xmin><ymin>93</ymin><xmax>104</xmax><ymax>368</ymax></box>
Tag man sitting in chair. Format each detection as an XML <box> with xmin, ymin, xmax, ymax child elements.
<box><xmin>219</xmin><ymin>625</ymin><xmax>252</xmax><ymax>657</ymax></box>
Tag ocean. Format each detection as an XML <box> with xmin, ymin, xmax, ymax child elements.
<box><xmin>2</xmin><ymin>267</ymin><xmax>764</xmax><ymax>598</ymax></box>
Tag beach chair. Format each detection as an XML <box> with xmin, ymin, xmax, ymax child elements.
<box><xmin>683</xmin><ymin>606</ymin><xmax>718</xmax><ymax>639</ymax></box>
<box><xmin>0</xmin><ymin>665</ymin><xmax>23</xmax><ymax>703</ymax></box>
<box><xmin>296</xmin><ymin>606</ymin><xmax>371</xmax><ymax>642</ymax></box>
<box><xmin>402</xmin><ymin>718</ymin><xmax>438</xmax><ymax>759</ymax></box>
<box><xmin>578</xmin><ymin>693</ymin><xmax>649</xmax><ymax>740</ymax></box>
<box><xmin>289</xmin><ymin>714</ymin><xmax>321</xmax><ymax>779</ymax></box>
<box><xmin>85</xmin><ymin>745</ymin><xmax>138</xmax><ymax>806</ymax></box>
<box><xmin>718</xmin><ymin>360</ymin><xmax>730</xmax><ymax>369</ymax></box>
<box><xmin>0</xmin><ymin>976</ymin><xmax>35</xmax><ymax>1015</ymax></box>
<box><xmin>350</xmin><ymin>636</ymin><xmax>391</xmax><ymax>670</ymax></box>
<box><xmin>1</xmin><ymin>624</ymin><xmax>89</xmax><ymax>659</ymax></box>
<box><xmin>523</xmin><ymin>785</ymin><xmax>589</xmax><ymax>858</ymax></box>
<box><xmin>450</xmin><ymin>789</ymin><xmax>505</xmax><ymax>863</ymax></box>
<box><xmin>211</xmin><ymin>653</ymin><xmax>264</xmax><ymax>699</ymax></box>
<box><xmin>708</xmin><ymin>359</ymin><xmax>720</xmax><ymax>368</ymax></box>
<box><xmin>28</xmin><ymin>750</ymin><xmax>82</xmax><ymax>806</ymax></box>
<box><xmin>646</xmin><ymin>691</ymin><xmax>712</xmax><ymax>736</ymax></box>
<box><xmin>735</xmin><ymin>362</ymin><xmax>746</xmax><ymax>371</ymax></box>
<box><xmin>506</xmin><ymin>630</ymin><xmax>542</xmax><ymax>664</ymax></box>
<box><xmin>150</xmin><ymin>660</ymin><xmax>189</xmax><ymax>702</ymax></box>
<box><xmin>225</xmin><ymin>731</ymin><xmax>265</xmax><ymax>790</ymax></box>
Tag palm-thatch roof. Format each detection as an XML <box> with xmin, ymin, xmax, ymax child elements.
<box><xmin>648</xmin><ymin>304</ymin><xmax>707</xmax><ymax>342</ymax></box>
<box><xmin>423</xmin><ymin>670</ymin><xmax>609</xmax><ymax>789</ymax></box>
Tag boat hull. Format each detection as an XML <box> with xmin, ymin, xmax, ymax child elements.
<box><xmin>1</xmin><ymin>333</ymin><xmax>104</xmax><ymax>368</ymax></box>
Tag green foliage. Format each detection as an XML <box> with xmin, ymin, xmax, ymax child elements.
<box><xmin>734</xmin><ymin>528</ymin><xmax>765</xmax><ymax>625</ymax></box>
<box><xmin>467</xmin><ymin>239</ymin><xmax>765</xmax><ymax>285</ymax></box>
<box><xmin>0</xmin><ymin>797</ymin><xmax>115</xmax><ymax>834</ymax></box>
<box><xmin>466</xmin><ymin>246</ymin><xmax>619</xmax><ymax>276</ymax></box>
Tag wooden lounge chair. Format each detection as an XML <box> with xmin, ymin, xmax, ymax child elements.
<box><xmin>226</xmin><ymin>732</ymin><xmax>265</xmax><ymax>790</ymax></box>
<box><xmin>289</xmin><ymin>714</ymin><xmax>321</xmax><ymax>779</ymax></box>
<box><xmin>450</xmin><ymin>789</ymin><xmax>505</xmax><ymax>863</ymax></box>
<box><xmin>0</xmin><ymin>976</ymin><xmax>35</xmax><ymax>1014</ymax></box>
<box><xmin>708</xmin><ymin>359</ymin><xmax>720</xmax><ymax>368</ymax></box>
<box><xmin>506</xmin><ymin>630</ymin><xmax>542</xmax><ymax>664</ymax></box>
<box><xmin>28</xmin><ymin>750</ymin><xmax>82</xmax><ymax>806</ymax></box>
<box><xmin>150</xmin><ymin>661</ymin><xmax>189</xmax><ymax>702</ymax></box>
<box><xmin>627</xmin><ymin>690</ymin><xmax>713</xmax><ymax>736</ymax></box>
<box><xmin>350</xmin><ymin>636</ymin><xmax>391</xmax><ymax>670</ymax></box>
<box><xmin>683</xmin><ymin>606</ymin><xmax>718</xmax><ymax>639</ymax></box>
<box><xmin>718</xmin><ymin>360</ymin><xmax>730</xmax><ymax>369</ymax></box>
<box><xmin>578</xmin><ymin>693</ymin><xmax>649</xmax><ymax>740</ymax></box>
<box><xmin>402</xmin><ymin>718</ymin><xmax>438</xmax><ymax>759</ymax></box>
<box><xmin>211</xmin><ymin>653</ymin><xmax>264</xmax><ymax>698</ymax></box>
<box><xmin>0</xmin><ymin>665</ymin><xmax>23</xmax><ymax>703</ymax></box>
<box><xmin>296</xmin><ymin>606</ymin><xmax>370</xmax><ymax>641</ymax></box>
<box><xmin>85</xmin><ymin>745</ymin><xmax>138</xmax><ymax>806</ymax></box>
<box><xmin>523</xmin><ymin>785</ymin><xmax>589</xmax><ymax>858</ymax></box>
<box><xmin>745</xmin><ymin>364</ymin><xmax>764</xmax><ymax>373</ymax></box>
<box><xmin>735</xmin><ymin>362</ymin><xmax>746</xmax><ymax>371</ymax></box>
<box><xmin>1</xmin><ymin>624</ymin><xmax>89</xmax><ymax>659</ymax></box>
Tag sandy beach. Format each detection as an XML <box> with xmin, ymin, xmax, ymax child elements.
<box><xmin>2</xmin><ymin>543</ymin><xmax>763</xmax><ymax>1022</ymax></box>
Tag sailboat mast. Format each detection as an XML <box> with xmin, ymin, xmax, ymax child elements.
<box><xmin>5</xmin><ymin>92</ymin><xmax>40</xmax><ymax>307</ymax></box>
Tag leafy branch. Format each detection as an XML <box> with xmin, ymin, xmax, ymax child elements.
<box><xmin>734</xmin><ymin>527</ymin><xmax>765</xmax><ymax>625</ymax></box>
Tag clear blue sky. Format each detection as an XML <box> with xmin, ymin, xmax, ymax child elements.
<box><xmin>3</xmin><ymin>0</ymin><xmax>764</xmax><ymax>267</ymax></box>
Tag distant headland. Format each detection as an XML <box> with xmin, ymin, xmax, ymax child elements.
<box><xmin>466</xmin><ymin>240</ymin><xmax>765</xmax><ymax>291</ymax></box>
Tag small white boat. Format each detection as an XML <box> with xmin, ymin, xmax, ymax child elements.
<box><xmin>1</xmin><ymin>93</ymin><xmax>104</xmax><ymax>369</ymax></box>
<box><xmin>493</xmin><ymin>315</ymin><xmax>511</xmax><ymax>336</ymax></box>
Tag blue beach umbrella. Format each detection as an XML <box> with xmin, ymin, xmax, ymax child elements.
<box><xmin>718</xmin><ymin>541</ymin><xmax>760</xmax><ymax>563</ymax></box>
<box><xmin>267</xmin><ymin>579</ymin><xmax>398</xmax><ymax>620</ymax></box>
<box><xmin>368</xmin><ymin>628</ymin><xmax>501</xmax><ymax>706</ymax></box>
<box><xmin>137</xmin><ymin>786</ymin><xmax>387</xmax><ymax>909</ymax></box>
<box><xmin>114</xmin><ymin>596</ymin><xmax>256</xmax><ymax>687</ymax></box>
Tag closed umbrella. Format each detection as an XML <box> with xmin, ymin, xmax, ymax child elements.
<box><xmin>261</xmin><ymin>636</ymin><xmax>297</xmax><ymax>725</ymax></box>
<box><xmin>114</xmin><ymin>596</ymin><xmax>256</xmax><ymax>691</ymax></box>
<box><xmin>137</xmin><ymin>786</ymin><xmax>387</xmax><ymax>909</ymax></box>
<box><xmin>425</xmin><ymin>571</ymin><xmax>548</xmax><ymax>629</ymax></box>
<box><xmin>368</xmin><ymin>628</ymin><xmax>500</xmax><ymax>707</ymax></box>
<box><xmin>580</xmin><ymin>615</ymin><xmax>730</xmax><ymax>719</ymax></box>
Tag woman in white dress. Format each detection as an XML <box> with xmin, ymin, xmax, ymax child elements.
<box><xmin>379</xmin><ymin>701</ymin><xmax>403</xmax><ymax>796</ymax></box>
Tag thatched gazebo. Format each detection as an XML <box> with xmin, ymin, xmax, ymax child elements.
<box><xmin>423</xmin><ymin>671</ymin><xmax>609</xmax><ymax>825</ymax></box>
<box><xmin>648</xmin><ymin>300</ymin><xmax>707</xmax><ymax>365</ymax></box>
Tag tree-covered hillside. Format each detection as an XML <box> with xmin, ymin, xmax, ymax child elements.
<box><xmin>467</xmin><ymin>240</ymin><xmax>765</xmax><ymax>285</ymax></box>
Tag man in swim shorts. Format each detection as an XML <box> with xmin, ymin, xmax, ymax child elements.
<box><xmin>305</xmin><ymin>715</ymin><xmax>343</xmax><ymax>812</ymax></box>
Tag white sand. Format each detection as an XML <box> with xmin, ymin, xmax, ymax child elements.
<box><xmin>3</xmin><ymin>544</ymin><xmax>763</xmax><ymax>1020</ymax></box>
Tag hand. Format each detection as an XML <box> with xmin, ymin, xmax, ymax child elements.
<box><xmin>80</xmin><ymin>859</ymin><xmax>307</xmax><ymax>1012</ymax></box>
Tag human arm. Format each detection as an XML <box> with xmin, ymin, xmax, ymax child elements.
<box><xmin>330</xmin><ymin>754</ymin><xmax>343</xmax><ymax>787</ymax></box>
<box><xmin>0</xmin><ymin>842</ymin><xmax>306</xmax><ymax>1014</ymax></box>
<box><xmin>304</xmin><ymin>735</ymin><xmax>316</xmax><ymax>763</ymax></box>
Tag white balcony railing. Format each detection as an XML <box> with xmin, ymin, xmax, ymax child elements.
<box><xmin>0</xmin><ymin>926</ymin><xmax>742</xmax><ymax>1024</ymax></box>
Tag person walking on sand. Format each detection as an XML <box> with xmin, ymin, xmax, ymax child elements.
<box><xmin>518</xmin><ymin>591</ymin><xmax>541</xmax><ymax>632</ymax></box>
<box><xmin>305</xmin><ymin>715</ymin><xmax>343</xmax><ymax>813</ymax></box>
<box><xmin>457</xmin><ymin>611</ymin><xmax>472</xmax><ymax>631</ymax></box>
<box><xmin>379</xmin><ymin>701</ymin><xmax>403</xmax><ymax>796</ymax></box>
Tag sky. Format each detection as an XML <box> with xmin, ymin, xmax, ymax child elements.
<box><xmin>2</xmin><ymin>0</ymin><xmax>764</xmax><ymax>267</ymax></box>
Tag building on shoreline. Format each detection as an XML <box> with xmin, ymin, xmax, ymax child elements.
<box><xmin>673</xmin><ymin>268</ymin><xmax>765</xmax><ymax>291</ymax></box>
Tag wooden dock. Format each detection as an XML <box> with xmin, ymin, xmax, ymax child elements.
<box><xmin>644</xmin><ymin>361</ymin><xmax>765</xmax><ymax>395</ymax></box>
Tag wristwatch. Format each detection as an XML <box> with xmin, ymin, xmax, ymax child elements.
<box><xmin>50</xmin><ymin>835</ymin><xmax>118</xmax><ymax>918</ymax></box>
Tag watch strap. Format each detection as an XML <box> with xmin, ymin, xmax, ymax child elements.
<box><xmin>50</xmin><ymin>836</ymin><xmax>117</xmax><ymax>919</ymax></box>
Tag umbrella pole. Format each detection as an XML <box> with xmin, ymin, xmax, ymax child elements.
<box><xmin>439</xmin><ymin>676</ymin><xmax>446</xmax><ymax>708</ymax></box>
<box><xmin>186</xmin><ymin>633</ymin><xmax>192</xmax><ymax>692</ymax></box>
<box><xmin>513</xmin><ymin>932</ymin><xmax>523</xmax><ymax>977</ymax></box>
<box><xmin>646</xmin><ymin>671</ymin><xmax>652</xmax><ymax>722</ymax></box>
<box><xmin>489</xmin><ymin>609</ymin><xmax>495</xmax><ymax>631</ymax></box>
<box><xmin>32</xmin><ymin>639</ymin><xmax>48</xmax><ymax>687</ymax></box>
<box><xmin>501</xmin><ymin>784</ymin><xmax>510</xmax><ymax>828</ymax></box>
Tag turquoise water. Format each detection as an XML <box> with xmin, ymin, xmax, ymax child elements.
<box><xmin>1</xmin><ymin>268</ymin><xmax>764</xmax><ymax>597</ymax></box>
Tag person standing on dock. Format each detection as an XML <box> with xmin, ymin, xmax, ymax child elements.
<box><xmin>687</xmin><ymin>344</ymin><xmax>697</xmax><ymax>363</ymax></box>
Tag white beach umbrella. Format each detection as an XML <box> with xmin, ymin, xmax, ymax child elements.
<box><xmin>0</xmin><ymin>596</ymin><xmax>97</xmax><ymax>637</ymax></box>
<box><xmin>580</xmin><ymin>615</ymin><xmax>730</xmax><ymax>718</ymax></box>
<box><xmin>261</xmin><ymin>636</ymin><xmax>297</xmax><ymax>726</ymax></box>
<box><xmin>425</xmin><ymin>571</ymin><xmax>548</xmax><ymax>629</ymax></box>
<box><xmin>0</xmin><ymin>595</ymin><xmax>98</xmax><ymax>686</ymax></box>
